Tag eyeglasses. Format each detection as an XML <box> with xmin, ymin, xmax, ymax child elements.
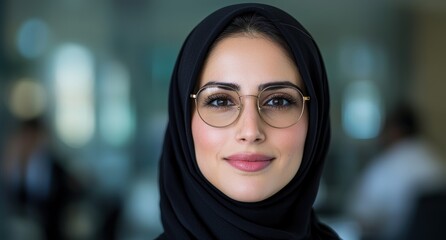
<box><xmin>190</xmin><ymin>83</ymin><xmax>310</xmax><ymax>128</ymax></box>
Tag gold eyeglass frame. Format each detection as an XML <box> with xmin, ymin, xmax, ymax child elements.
<box><xmin>190</xmin><ymin>83</ymin><xmax>310</xmax><ymax>129</ymax></box>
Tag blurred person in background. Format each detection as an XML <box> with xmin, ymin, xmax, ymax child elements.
<box><xmin>0</xmin><ymin>118</ymin><xmax>81</xmax><ymax>240</ymax></box>
<box><xmin>348</xmin><ymin>103</ymin><xmax>446</xmax><ymax>240</ymax></box>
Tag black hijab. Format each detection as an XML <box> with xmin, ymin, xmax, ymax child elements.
<box><xmin>158</xmin><ymin>3</ymin><xmax>338</xmax><ymax>239</ymax></box>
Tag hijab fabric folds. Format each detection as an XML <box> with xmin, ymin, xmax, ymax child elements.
<box><xmin>158</xmin><ymin>3</ymin><xmax>339</xmax><ymax>239</ymax></box>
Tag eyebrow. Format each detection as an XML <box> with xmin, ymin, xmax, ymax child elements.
<box><xmin>202</xmin><ymin>81</ymin><xmax>241</xmax><ymax>91</ymax></box>
<box><xmin>258</xmin><ymin>81</ymin><xmax>302</xmax><ymax>91</ymax></box>
<box><xmin>201</xmin><ymin>80</ymin><xmax>303</xmax><ymax>92</ymax></box>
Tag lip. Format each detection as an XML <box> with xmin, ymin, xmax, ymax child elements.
<box><xmin>224</xmin><ymin>153</ymin><xmax>274</xmax><ymax>172</ymax></box>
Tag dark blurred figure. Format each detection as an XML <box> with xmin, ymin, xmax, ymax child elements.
<box><xmin>348</xmin><ymin>103</ymin><xmax>446</xmax><ymax>240</ymax></box>
<box><xmin>403</xmin><ymin>188</ymin><xmax>446</xmax><ymax>240</ymax></box>
<box><xmin>1</xmin><ymin>118</ymin><xmax>81</xmax><ymax>240</ymax></box>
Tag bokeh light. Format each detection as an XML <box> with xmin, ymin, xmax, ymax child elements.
<box><xmin>8</xmin><ymin>78</ymin><xmax>47</xmax><ymax>120</ymax></box>
<box><xmin>52</xmin><ymin>43</ymin><xmax>95</xmax><ymax>148</ymax></box>
<box><xmin>342</xmin><ymin>80</ymin><xmax>382</xmax><ymax>139</ymax></box>
<box><xmin>98</xmin><ymin>60</ymin><xmax>135</xmax><ymax>147</ymax></box>
<box><xmin>16</xmin><ymin>18</ymin><xmax>50</xmax><ymax>59</ymax></box>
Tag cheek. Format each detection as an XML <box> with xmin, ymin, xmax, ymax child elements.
<box><xmin>277</xmin><ymin>114</ymin><xmax>308</xmax><ymax>163</ymax></box>
<box><xmin>191</xmin><ymin>113</ymin><xmax>225</xmax><ymax>162</ymax></box>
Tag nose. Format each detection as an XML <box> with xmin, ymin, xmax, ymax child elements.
<box><xmin>235</xmin><ymin>96</ymin><xmax>266</xmax><ymax>143</ymax></box>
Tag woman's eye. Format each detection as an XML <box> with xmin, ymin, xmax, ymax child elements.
<box><xmin>210</xmin><ymin>98</ymin><xmax>233</xmax><ymax>106</ymax></box>
<box><xmin>205</xmin><ymin>95</ymin><xmax>236</xmax><ymax>108</ymax></box>
<box><xmin>264</xmin><ymin>97</ymin><xmax>294</xmax><ymax>108</ymax></box>
<box><xmin>266</xmin><ymin>98</ymin><xmax>289</xmax><ymax>106</ymax></box>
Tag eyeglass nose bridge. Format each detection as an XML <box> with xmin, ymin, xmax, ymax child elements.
<box><xmin>237</xmin><ymin>94</ymin><xmax>262</xmax><ymax>112</ymax></box>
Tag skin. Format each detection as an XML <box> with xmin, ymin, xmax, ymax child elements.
<box><xmin>192</xmin><ymin>35</ymin><xmax>308</xmax><ymax>202</ymax></box>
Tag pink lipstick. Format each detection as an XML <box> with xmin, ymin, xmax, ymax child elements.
<box><xmin>225</xmin><ymin>153</ymin><xmax>274</xmax><ymax>172</ymax></box>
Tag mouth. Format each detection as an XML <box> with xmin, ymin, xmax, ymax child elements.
<box><xmin>224</xmin><ymin>153</ymin><xmax>275</xmax><ymax>172</ymax></box>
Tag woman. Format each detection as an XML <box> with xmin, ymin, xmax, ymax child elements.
<box><xmin>158</xmin><ymin>3</ymin><xmax>339</xmax><ymax>239</ymax></box>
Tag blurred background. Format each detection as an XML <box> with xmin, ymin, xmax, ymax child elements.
<box><xmin>1</xmin><ymin>0</ymin><xmax>445</xmax><ymax>239</ymax></box>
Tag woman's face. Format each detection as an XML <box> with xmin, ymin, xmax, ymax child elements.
<box><xmin>192</xmin><ymin>36</ymin><xmax>308</xmax><ymax>202</ymax></box>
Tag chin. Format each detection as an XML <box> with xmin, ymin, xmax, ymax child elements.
<box><xmin>223</xmin><ymin>184</ymin><xmax>276</xmax><ymax>203</ymax></box>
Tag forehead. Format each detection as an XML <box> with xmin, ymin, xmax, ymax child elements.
<box><xmin>198</xmin><ymin>36</ymin><xmax>303</xmax><ymax>90</ymax></box>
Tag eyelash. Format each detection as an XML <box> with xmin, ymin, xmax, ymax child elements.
<box><xmin>262</xmin><ymin>94</ymin><xmax>298</xmax><ymax>109</ymax></box>
<box><xmin>203</xmin><ymin>94</ymin><xmax>236</xmax><ymax>108</ymax></box>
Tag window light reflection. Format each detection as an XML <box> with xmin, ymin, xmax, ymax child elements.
<box><xmin>342</xmin><ymin>80</ymin><xmax>382</xmax><ymax>139</ymax></box>
<box><xmin>53</xmin><ymin>43</ymin><xmax>95</xmax><ymax>148</ymax></box>
<box><xmin>99</xmin><ymin>60</ymin><xmax>134</xmax><ymax>146</ymax></box>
